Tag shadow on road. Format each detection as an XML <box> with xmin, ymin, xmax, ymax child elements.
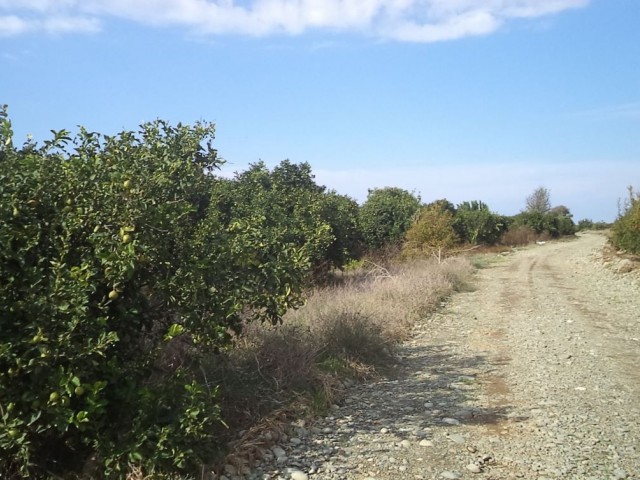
<box><xmin>327</xmin><ymin>341</ymin><xmax>529</xmax><ymax>443</ymax></box>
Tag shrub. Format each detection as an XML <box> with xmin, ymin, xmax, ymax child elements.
<box><xmin>0</xmin><ymin>107</ymin><xmax>307</xmax><ymax>477</ymax></box>
<box><xmin>402</xmin><ymin>203</ymin><xmax>459</xmax><ymax>260</ymax></box>
<box><xmin>211</xmin><ymin>161</ymin><xmax>361</xmax><ymax>275</ymax></box>
<box><xmin>500</xmin><ymin>225</ymin><xmax>538</xmax><ymax>246</ymax></box>
<box><xmin>576</xmin><ymin>219</ymin><xmax>610</xmax><ymax>231</ymax></box>
<box><xmin>319</xmin><ymin>191</ymin><xmax>363</xmax><ymax>270</ymax></box>
<box><xmin>359</xmin><ymin>187</ymin><xmax>421</xmax><ymax>250</ymax></box>
<box><xmin>509</xmin><ymin>210</ymin><xmax>575</xmax><ymax>238</ymax></box>
<box><xmin>453</xmin><ymin>201</ymin><xmax>508</xmax><ymax>245</ymax></box>
<box><xmin>611</xmin><ymin>187</ymin><xmax>640</xmax><ymax>254</ymax></box>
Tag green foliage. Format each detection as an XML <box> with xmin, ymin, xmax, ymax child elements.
<box><xmin>425</xmin><ymin>198</ymin><xmax>456</xmax><ymax>215</ymax></box>
<box><xmin>211</xmin><ymin>160</ymin><xmax>361</xmax><ymax>274</ymax></box>
<box><xmin>553</xmin><ymin>213</ymin><xmax>577</xmax><ymax>236</ymax></box>
<box><xmin>0</xmin><ymin>107</ymin><xmax>307</xmax><ymax>477</ymax></box>
<box><xmin>515</xmin><ymin>187</ymin><xmax>575</xmax><ymax>239</ymax></box>
<box><xmin>359</xmin><ymin>187</ymin><xmax>421</xmax><ymax>250</ymax></box>
<box><xmin>611</xmin><ymin>187</ymin><xmax>640</xmax><ymax>254</ymax></box>
<box><xmin>576</xmin><ymin>219</ymin><xmax>611</xmax><ymax>231</ymax></box>
<box><xmin>453</xmin><ymin>201</ymin><xmax>507</xmax><ymax>245</ymax></box>
<box><xmin>402</xmin><ymin>203</ymin><xmax>459</xmax><ymax>259</ymax></box>
<box><xmin>319</xmin><ymin>191</ymin><xmax>363</xmax><ymax>270</ymax></box>
<box><xmin>510</xmin><ymin>208</ymin><xmax>575</xmax><ymax>238</ymax></box>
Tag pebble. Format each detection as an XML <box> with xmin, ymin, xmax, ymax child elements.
<box><xmin>466</xmin><ymin>464</ymin><xmax>482</xmax><ymax>473</ymax></box>
<box><xmin>613</xmin><ymin>468</ymin><xmax>627</xmax><ymax>479</ymax></box>
<box><xmin>442</xmin><ymin>418</ymin><xmax>460</xmax><ymax>425</ymax></box>
<box><xmin>448</xmin><ymin>434</ymin><xmax>465</xmax><ymax>444</ymax></box>
<box><xmin>440</xmin><ymin>471</ymin><xmax>461</xmax><ymax>479</ymax></box>
<box><xmin>289</xmin><ymin>470</ymin><xmax>309</xmax><ymax>480</ymax></box>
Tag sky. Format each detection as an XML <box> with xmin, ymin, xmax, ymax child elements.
<box><xmin>1</xmin><ymin>0</ymin><xmax>638</xmax><ymax>222</ymax></box>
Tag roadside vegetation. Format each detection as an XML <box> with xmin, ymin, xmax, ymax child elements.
<box><xmin>207</xmin><ymin>257</ymin><xmax>472</xmax><ymax>475</ymax></box>
<box><xmin>0</xmin><ymin>107</ymin><xmax>580</xmax><ymax>478</ymax></box>
<box><xmin>610</xmin><ymin>186</ymin><xmax>640</xmax><ymax>255</ymax></box>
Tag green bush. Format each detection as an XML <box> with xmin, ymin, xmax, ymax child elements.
<box><xmin>319</xmin><ymin>191</ymin><xmax>363</xmax><ymax>270</ymax></box>
<box><xmin>359</xmin><ymin>187</ymin><xmax>421</xmax><ymax>250</ymax></box>
<box><xmin>509</xmin><ymin>210</ymin><xmax>575</xmax><ymax>238</ymax></box>
<box><xmin>576</xmin><ymin>219</ymin><xmax>610</xmax><ymax>231</ymax></box>
<box><xmin>211</xmin><ymin>160</ymin><xmax>361</xmax><ymax>275</ymax></box>
<box><xmin>452</xmin><ymin>201</ymin><xmax>507</xmax><ymax>245</ymax></box>
<box><xmin>611</xmin><ymin>188</ymin><xmax>640</xmax><ymax>254</ymax></box>
<box><xmin>0</xmin><ymin>107</ymin><xmax>307</xmax><ymax>477</ymax></box>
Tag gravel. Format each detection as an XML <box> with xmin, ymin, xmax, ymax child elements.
<box><xmin>224</xmin><ymin>232</ymin><xmax>639</xmax><ymax>480</ymax></box>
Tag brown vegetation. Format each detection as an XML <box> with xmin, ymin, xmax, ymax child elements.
<box><xmin>499</xmin><ymin>225</ymin><xmax>551</xmax><ymax>247</ymax></box>
<box><xmin>203</xmin><ymin>257</ymin><xmax>473</xmax><ymax>474</ymax></box>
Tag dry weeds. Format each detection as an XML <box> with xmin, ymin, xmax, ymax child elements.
<box><xmin>200</xmin><ymin>256</ymin><xmax>473</xmax><ymax>475</ymax></box>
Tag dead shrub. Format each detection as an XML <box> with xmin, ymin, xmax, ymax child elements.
<box><xmin>500</xmin><ymin>225</ymin><xmax>537</xmax><ymax>246</ymax></box>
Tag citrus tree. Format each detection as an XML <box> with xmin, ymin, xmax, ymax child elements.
<box><xmin>212</xmin><ymin>160</ymin><xmax>361</xmax><ymax>275</ymax></box>
<box><xmin>453</xmin><ymin>201</ymin><xmax>507</xmax><ymax>245</ymax></box>
<box><xmin>0</xmin><ymin>106</ymin><xmax>307</xmax><ymax>477</ymax></box>
<box><xmin>359</xmin><ymin>187</ymin><xmax>421</xmax><ymax>250</ymax></box>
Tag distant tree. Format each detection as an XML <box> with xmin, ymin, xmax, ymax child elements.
<box><xmin>576</xmin><ymin>219</ymin><xmax>611</xmax><ymax>231</ymax></box>
<box><xmin>453</xmin><ymin>200</ymin><xmax>508</xmax><ymax>245</ymax></box>
<box><xmin>359</xmin><ymin>187</ymin><xmax>421</xmax><ymax>250</ymax></box>
<box><xmin>526</xmin><ymin>187</ymin><xmax>551</xmax><ymax>214</ymax></box>
<box><xmin>510</xmin><ymin>207</ymin><xmax>576</xmax><ymax>238</ymax></box>
<box><xmin>402</xmin><ymin>203</ymin><xmax>459</xmax><ymax>261</ymax></box>
<box><xmin>425</xmin><ymin>198</ymin><xmax>457</xmax><ymax>215</ymax></box>
<box><xmin>548</xmin><ymin>204</ymin><xmax>576</xmax><ymax>235</ymax></box>
<box><xmin>550</xmin><ymin>205</ymin><xmax>571</xmax><ymax>217</ymax></box>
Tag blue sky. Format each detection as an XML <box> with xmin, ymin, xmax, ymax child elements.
<box><xmin>1</xmin><ymin>0</ymin><xmax>638</xmax><ymax>221</ymax></box>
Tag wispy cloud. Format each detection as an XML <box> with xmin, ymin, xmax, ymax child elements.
<box><xmin>569</xmin><ymin>102</ymin><xmax>640</xmax><ymax>121</ymax></box>
<box><xmin>0</xmin><ymin>0</ymin><xmax>589</xmax><ymax>41</ymax></box>
<box><xmin>0</xmin><ymin>13</ymin><xmax>100</xmax><ymax>36</ymax></box>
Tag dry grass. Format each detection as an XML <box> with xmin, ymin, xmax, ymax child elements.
<box><xmin>203</xmin><ymin>256</ymin><xmax>473</xmax><ymax>474</ymax></box>
<box><xmin>292</xmin><ymin>257</ymin><xmax>472</xmax><ymax>347</ymax></box>
<box><xmin>500</xmin><ymin>225</ymin><xmax>552</xmax><ymax>247</ymax></box>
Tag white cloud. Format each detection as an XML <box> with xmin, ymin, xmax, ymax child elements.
<box><xmin>0</xmin><ymin>13</ymin><xmax>100</xmax><ymax>35</ymax></box>
<box><xmin>386</xmin><ymin>10</ymin><xmax>501</xmax><ymax>42</ymax></box>
<box><xmin>0</xmin><ymin>15</ymin><xmax>29</xmax><ymax>35</ymax></box>
<box><xmin>0</xmin><ymin>0</ymin><xmax>588</xmax><ymax>40</ymax></box>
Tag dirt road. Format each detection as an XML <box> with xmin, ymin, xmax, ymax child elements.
<box><xmin>248</xmin><ymin>232</ymin><xmax>640</xmax><ymax>480</ymax></box>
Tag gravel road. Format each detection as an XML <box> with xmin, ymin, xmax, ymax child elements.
<box><xmin>241</xmin><ymin>232</ymin><xmax>639</xmax><ymax>480</ymax></box>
